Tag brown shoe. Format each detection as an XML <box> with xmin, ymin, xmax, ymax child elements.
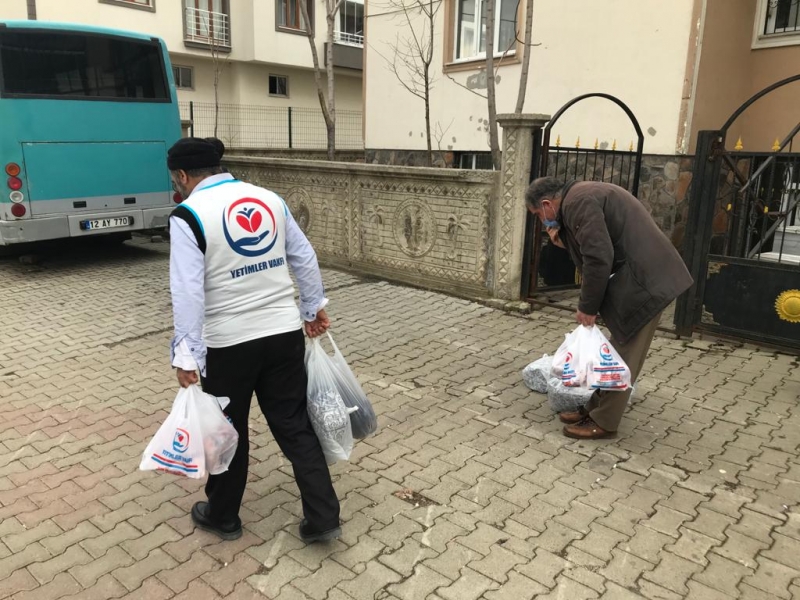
<box><xmin>558</xmin><ymin>409</ymin><xmax>586</xmax><ymax>424</ymax></box>
<box><xmin>563</xmin><ymin>417</ymin><xmax>616</xmax><ymax>440</ymax></box>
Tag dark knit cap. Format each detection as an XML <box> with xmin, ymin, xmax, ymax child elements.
<box><xmin>167</xmin><ymin>137</ymin><xmax>225</xmax><ymax>171</ymax></box>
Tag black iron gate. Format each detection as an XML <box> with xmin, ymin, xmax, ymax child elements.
<box><xmin>522</xmin><ymin>93</ymin><xmax>644</xmax><ymax>300</ymax></box>
<box><xmin>675</xmin><ymin>76</ymin><xmax>800</xmax><ymax>351</ymax></box>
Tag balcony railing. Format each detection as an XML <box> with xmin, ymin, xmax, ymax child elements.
<box><xmin>185</xmin><ymin>7</ymin><xmax>230</xmax><ymax>48</ymax></box>
<box><xmin>334</xmin><ymin>30</ymin><xmax>364</xmax><ymax>47</ymax></box>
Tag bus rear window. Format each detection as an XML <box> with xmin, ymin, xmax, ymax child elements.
<box><xmin>0</xmin><ymin>30</ymin><xmax>169</xmax><ymax>101</ymax></box>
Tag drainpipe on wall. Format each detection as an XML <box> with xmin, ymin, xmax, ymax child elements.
<box><xmin>27</xmin><ymin>0</ymin><xmax>37</xmax><ymax>20</ymax></box>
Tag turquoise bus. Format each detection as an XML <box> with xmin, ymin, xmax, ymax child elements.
<box><xmin>0</xmin><ymin>21</ymin><xmax>182</xmax><ymax>246</ymax></box>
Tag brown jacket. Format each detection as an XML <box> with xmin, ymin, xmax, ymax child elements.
<box><xmin>558</xmin><ymin>181</ymin><xmax>693</xmax><ymax>344</ymax></box>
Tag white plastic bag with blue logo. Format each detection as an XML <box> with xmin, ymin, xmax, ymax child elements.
<box><xmin>139</xmin><ymin>386</ymin><xmax>207</xmax><ymax>479</ymax></box>
<box><xmin>551</xmin><ymin>325</ymin><xmax>630</xmax><ymax>392</ymax></box>
<box><xmin>584</xmin><ymin>326</ymin><xmax>631</xmax><ymax>391</ymax></box>
<box><xmin>551</xmin><ymin>326</ymin><xmax>591</xmax><ymax>387</ymax></box>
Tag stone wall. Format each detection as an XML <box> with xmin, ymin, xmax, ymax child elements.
<box><xmin>223</xmin><ymin>156</ymin><xmax>499</xmax><ymax>298</ymax></box>
<box><xmin>638</xmin><ymin>155</ymin><xmax>694</xmax><ymax>250</ymax></box>
<box><xmin>227</xmin><ymin>148</ymin><xmax>365</xmax><ymax>163</ymax></box>
<box><xmin>366</xmin><ymin>149</ymin><xmax>457</xmax><ymax>169</ymax></box>
<box><xmin>367</xmin><ymin>148</ymin><xmax>696</xmax><ymax>250</ymax></box>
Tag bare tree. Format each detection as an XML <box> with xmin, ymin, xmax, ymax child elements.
<box><xmin>445</xmin><ymin>0</ymin><xmax>536</xmax><ymax>166</ymax></box>
<box><xmin>197</xmin><ymin>10</ymin><xmax>231</xmax><ymax>138</ymax></box>
<box><xmin>300</xmin><ymin>0</ymin><xmax>345</xmax><ymax>161</ymax></box>
<box><xmin>374</xmin><ymin>0</ymin><xmax>441</xmax><ymax>167</ymax></box>
<box><xmin>515</xmin><ymin>0</ymin><xmax>534</xmax><ymax>113</ymax></box>
<box><xmin>484</xmin><ymin>0</ymin><xmax>500</xmax><ymax>170</ymax></box>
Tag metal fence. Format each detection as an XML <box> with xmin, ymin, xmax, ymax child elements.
<box><xmin>179</xmin><ymin>101</ymin><xmax>364</xmax><ymax>150</ymax></box>
<box><xmin>544</xmin><ymin>142</ymin><xmax>641</xmax><ymax>194</ymax></box>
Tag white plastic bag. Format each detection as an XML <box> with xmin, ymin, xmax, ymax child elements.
<box><xmin>140</xmin><ymin>386</ymin><xmax>207</xmax><ymax>479</ymax></box>
<box><xmin>190</xmin><ymin>387</ymin><xmax>239</xmax><ymax>475</ymax></box>
<box><xmin>325</xmin><ymin>333</ymin><xmax>378</xmax><ymax>439</ymax></box>
<box><xmin>522</xmin><ymin>354</ymin><xmax>552</xmax><ymax>393</ymax></box>
<box><xmin>305</xmin><ymin>338</ymin><xmax>358</xmax><ymax>464</ymax></box>
<box><xmin>585</xmin><ymin>327</ymin><xmax>631</xmax><ymax>391</ymax></box>
<box><xmin>552</xmin><ymin>326</ymin><xmax>593</xmax><ymax>387</ymax></box>
<box><xmin>551</xmin><ymin>325</ymin><xmax>631</xmax><ymax>392</ymax></box>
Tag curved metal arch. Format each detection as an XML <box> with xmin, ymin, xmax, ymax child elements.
<box><xmin>541</xmin><ymin>93</ymin><xmax>645</xmax><ymax>197</ymax></box>
<box><xmin>721</xmin><ymin>74</ymin><xmax>800</xmax><ymax>134</ymax></box>
<box><xmin>544</xmin><ymin>93</ymin><xmax>645</xmax><ymax>141</ymax></box>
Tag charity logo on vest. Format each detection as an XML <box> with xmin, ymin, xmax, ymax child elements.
<box><xmin>222</xmin><ymin>197</ymin><xmax>278</xmax><ymax>257</ymax></box>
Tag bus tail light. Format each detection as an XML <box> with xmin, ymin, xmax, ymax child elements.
<box><xmin>7</xmin><ymin>177</ymin><xmax>22</xmax><ymax>191</ymax></box>
<box><xmin>5</xmin><ymin>163</ymin><xmax>20</xmax><ymax>177</ymax></box>
<box><xmin>173</xmin><ymin>192</ymin><xmax>182</xmax><ymax>204</ymax></box>
<box><xmin>10</xmin><ymin>203</ymin><xmax>25</xmax><ymax>218</ymax></box>
<box><xmin>9</xmin><ymin>191</ymin><xmax>23</xmax><ymax>203</ymax></box>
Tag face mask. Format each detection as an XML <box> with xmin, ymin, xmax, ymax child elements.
<box><xmin>542</xmin><ymin>204</ymin><xmax>560</xmax><ymax>229</ymax></box>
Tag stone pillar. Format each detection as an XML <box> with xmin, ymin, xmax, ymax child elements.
<box><xmin>492</xmin><ymin>113</ymin><xmax>550</xmax><ymax>301</ymax></box>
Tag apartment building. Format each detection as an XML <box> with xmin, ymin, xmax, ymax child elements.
<box><xmin>4</xmin><ymin>0</ymin><xmax>365</xmax><ymax>148</ymax></box>
<box><xmin>365</xmin><ymin>0</ymin><xmax>800</xmax><ymax>161</ymax></box>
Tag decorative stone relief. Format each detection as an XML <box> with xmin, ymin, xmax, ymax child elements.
<box><xmin>496</xmin><ymin>126</ymin><xmax>519</xmax><ymax>288</ymax></box>
<box><xmin>284</xmin><ymin>187</ymin><xmax>313</xmax><ymax>233</ymax></box>
<box><xmin>393</xmin><ymin>198</ymin><xmax>437</xmax><ymax>258</ymax></box>
<box><xmin>446</xmin><ymin>212</ymin><xmax>470</xmax><ymax>261</ymax></box>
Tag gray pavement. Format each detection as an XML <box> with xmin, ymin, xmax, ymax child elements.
<box><xmin>0</xmin><ymin>235</ymin><xmax>799</xmax><ymax>599</ymax></box>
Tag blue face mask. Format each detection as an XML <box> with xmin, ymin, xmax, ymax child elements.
<box><xmin>542</xmin><ymin>204</ymin><xmax>560</xmax><ymax>229</ymax></box>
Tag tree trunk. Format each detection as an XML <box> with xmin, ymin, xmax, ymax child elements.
<box><xmin>424</xmin><ymin>65</ymin><xmax>432</xmax><ymax>167</ymax></box>
<box><xmin>515</xmin><ymin>0</ymin><xmax>534</xmax><ymax>113</ymax></box>
<box><xmin>424</xmin><ymin>0</ymin><xmax>434</xmax><ymax>167</ymax></box>
<box><xmin>300</xmin><ymin>0</ymin><xmax>338</xmax><ymax>161</ymax></box>
<box><xmin>485</xmin><ymin>0</ymin><xmax>500</xmax><ymax>170</ymax></box>
<box><xmin>213</xmin><ymin>69</ymin><xmax>220</xmax><ymax>137</ymax></box>
<box><xmin>326</xmin><ymin>6</ymin><xmax>337</xmax><ymax>161</ymax></box>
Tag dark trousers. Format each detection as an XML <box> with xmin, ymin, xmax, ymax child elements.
<box><xmin>201</xmin><ymin>329</ymin><xmax>339</xmax><ymax>531</ymax></box>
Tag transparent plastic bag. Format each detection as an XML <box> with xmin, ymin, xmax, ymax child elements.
<box><xmin>140</xmin><ymin>386</ymin><xmax>207</xmax><ymax>479</ymax></box>
<box><xmin>305</xmin><ymin>337</ymin><xmax>357</xmax><ymax>464</ymax></box>
<box><xmin>190</xmin><ymin>386</ymin><xmax>239</xmax><ymax>475</ymax></box>
<box><xmin>325</xmin><ymin>333</ymin><xmax>378</xmax><ymax>439</ymax></box>
<box><xmin>522</xmin><ymin>354</ymin><xmax>552</xmax><ymax>394</ymax></box>
<box><xmin>546</xmin><ymin>378</ymin><xmax>594</xmax><ymax>413</ymax></box>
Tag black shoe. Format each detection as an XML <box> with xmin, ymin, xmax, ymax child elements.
<box><xmin>191</xmin><ymin>501</ymin><xmax>243</xmax><ymax>540</ymax></box>
<box><xmin>299</xmin><ymin>518</ymin><xmax>341</xmax><ymax>543</ymax></box>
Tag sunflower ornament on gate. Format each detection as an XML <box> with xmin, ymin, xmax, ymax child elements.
<box><xmin>775</xmin><ymin>290</ymin><xmax>800</xmax><ymax>324</ymax></box>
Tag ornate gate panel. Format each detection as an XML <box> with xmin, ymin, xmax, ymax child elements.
<box><xmin>675</xmin><ymin>76</ymin><xmax>800</xmax><ymax>350</ymax></box>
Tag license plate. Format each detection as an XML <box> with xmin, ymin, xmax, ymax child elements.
<box><xmin>80</xmin><ymin>216</ymin><xmax>133</xmax><ymax>231</ymax></box>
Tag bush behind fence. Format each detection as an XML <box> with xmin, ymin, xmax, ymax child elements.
<box><xmin>179</xmin><ymin>101</ymin><xmax>364</xmax><ymax>150</ymax></box>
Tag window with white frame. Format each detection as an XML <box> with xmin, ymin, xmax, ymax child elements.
<box><xmin>172</xmin><ymin>65</ymin><xmax>194</xmax><ymax>89</ymax></box>
<box><xmin>100</xmin><ymin>0</ymin><xmax>155</xmax><ymax>9</ymax></box>
<box><xmin>763</xmin><ymin>0</ymin><xmax>800</xmax><ymax>35</ymax></box>
<box><xmin>455</xmin><ymin>0</ymin><xmax>517</xmax><ymax>61</ymax></box>
<box><xmin>185</xmin><ymin>0</ymin><xmax>230</xmax><ymax>47</ymax></box>
<box><xmin>269</xmin><ymin>74</ymin><xmax>289</xmax><ymax>97</ymax></box>
<box><xmin>336</xmin><ymin>0</ymin><xmax>364</xmax><ymax>46</ymax></box>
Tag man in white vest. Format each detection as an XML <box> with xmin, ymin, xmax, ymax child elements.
<box><xmin>166</xmin><ymin>137</ymin><xmax>340</xmax><ymax>542</ymax></box>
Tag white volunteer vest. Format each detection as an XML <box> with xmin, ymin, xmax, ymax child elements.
<box><xmin>182</xmin><ymin>178</ymin><xmax>301</xmax><ymax>348</ymax></box>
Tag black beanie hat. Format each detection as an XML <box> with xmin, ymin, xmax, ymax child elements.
<box><xmin>205</xmin><ymin>137</ymin><xmax>226</xmax><ymax>159</ymax></box>
<box><xmin>167</xmin><ymin>137</ymin><xmax>224</xmax><ymax>171</ymax></box>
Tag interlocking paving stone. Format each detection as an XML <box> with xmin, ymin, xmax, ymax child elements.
<box><xmin>1</xmin><ymin>237</ymin><xmax>799</xmax><ymax>598</ymax></box>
